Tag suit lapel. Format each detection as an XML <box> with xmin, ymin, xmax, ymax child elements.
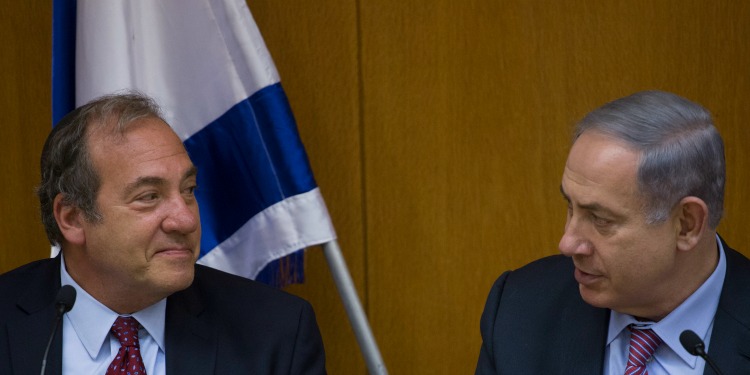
<box><xmin>704</xmin><ymin>245</ymin><xmax>750</xmax><ymax>374</ymax></box>
<box><xmin>8</xmin><ymin>310</ymin><xmax>61</xmax><ymax>375</ymax></box>
<box><xmin>544</xmin><ymin>257</ymin><xmax>609</xmax><ymax>373</ymax></box>
<box><xmin>165</xmin><ymin>278</ymin><xmax>217</xmax><ymax>374</ymax></box>
<box><xmin>707</xmin><ymin>309</ymin><xmax>750</xmax><ymax>374</ymax></box>
<box><xmin>559</xmin><ymin>298</ymin><xmax>610</xmax><ymax>373</ymax></box>
<box><xmin>7</xmin><ymin>257</ymin><xmax>62</xmax><ymax>375</ymax></box>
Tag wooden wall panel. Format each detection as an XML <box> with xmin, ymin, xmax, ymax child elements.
<box><xmin>0</xmin><ymin>3</ymin><xmax>53</xmax><ymax>271</ymax></box>
<box><xmin>3</xmin><ymin>1</ymin><xmax>750</xmax><ymax>375</ymax></box>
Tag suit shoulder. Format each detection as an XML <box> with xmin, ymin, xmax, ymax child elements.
<box><xmin>172</xmin><ymin>266</ymin><xmax>325</xmax><ymax>373</ymax></box>
<box><xmin>718</xmin><ymin>244</ymin><xmax>750</xmax><ymax>324</ymax></box>
<box><xmin>516</xmin><ymin>253</ymin><xmax>573</xmax><ymax>272</ymax></box>
<box><xmin>176</xmin><ymin>265</ymin><xmax>319</xmax><ymax>345</ymax></box>
<box><xmin>477</xmin><ymin>254</ymin><xmax>608</xmax><ymax>374</ymax></box>
<box><xmin>0</xmin><ymin>258</ymin><xmax>55</xmax><ymax>279</ymax></box>
<box><xmin>501</xmin><ymin>254</ymin><xmax>574</xmax><ymax>287</ymax></box>
<box><xmin>482</xmin><ymin>254</ymin><xmax>578</xmax><ymax>314</ymax></box>
<box><xmin>724</xmin><ymin>245</ymin><xmax>750</xmax><ymax>271</ymax></box>
<box><xmin>0</xmin><ymin>258</ymin><xmax>58</xmax><ymax>319</ymax></box>
<box><xmin>190</xmin><ymin>264</ymin><xmax>311</xmax><ymax>308</ymax></box>
<box><xmin>0</xmin><ymin>258</ymin><xmax>57</xmax><ymax>291</ymax></box>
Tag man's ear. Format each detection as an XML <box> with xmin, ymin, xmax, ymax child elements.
<box><xmin>53</xmin><ymin>194</ymin><xmax>86</xmax><ymax>246</ymax></box>
<box><xmin>675</xmin><ymin>196</ymin><xmax>709</xmax><ymax>252</ymax></box>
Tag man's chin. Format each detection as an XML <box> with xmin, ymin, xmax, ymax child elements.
<box><xmin>153</xmin><ymin>265</ymin><xmax>195</xmax><ymax>294</ymax></box>
<box><xmin>578</xmin><ymin>285</ymin><xmax>611</xmax><ymax>309</ymax></box>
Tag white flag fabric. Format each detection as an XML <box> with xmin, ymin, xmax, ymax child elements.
<box><xmin>52</xmin><ymin>0</ymin><xmax>336</xmax><ymax>281</ymax></box>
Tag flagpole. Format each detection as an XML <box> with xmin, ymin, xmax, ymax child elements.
<box><xmin>322</xmin><ymin>240</ymin><xmax>388</xmax><ymax>375</ymax></box>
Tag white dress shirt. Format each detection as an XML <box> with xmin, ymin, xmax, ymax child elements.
<box><xmin>60</xmin><ymin>253</ymin><xmax>167</xmax><ymax>375</ymax></box>
<box><xmin>604</xmin><ymin>235</ymin><xmax>727</xmax><ymax>375</ymax></box>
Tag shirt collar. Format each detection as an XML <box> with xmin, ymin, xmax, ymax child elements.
<box><xmin>132</xmin><ymin>300</ymin><xmax>166</xmax><ymax>352</ymax></box>
<box><xmin>607</xmin><ymin>234</ymin><xmax>726</xmax><ymax>367</ymax></box>
<box><xmin>60</xmin><ymin>253</ymin><xmax>167</xmax><ymax>358</ymax></box>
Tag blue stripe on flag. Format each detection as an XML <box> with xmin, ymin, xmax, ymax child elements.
<box><xmin>184</xmin><ymin>83</ymin><xmax>317</xmax><ymax>257</ymax></box>
<box><xmin>51</xmin><ymin>0</ymin><xmax>77</xmax><ymax>125</ymax></box>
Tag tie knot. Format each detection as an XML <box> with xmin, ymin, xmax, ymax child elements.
<box><xmin>625</xmin><ymin>326</ymin><xmax>662</xmax><ymax>374</ymax></box>
<box><xmin>111</xmin><ymin>316</ymin><xmax>141</xmax><ymax>347</ymax></box>
<box><xmin>628</xmin><ymin>326</ymin><xmax>662</xmax><ymax>355</ymax></box>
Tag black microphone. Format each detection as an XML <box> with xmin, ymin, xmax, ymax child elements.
<box><xmin>40</xmin><ymin>285</ymin><xmax>77</xmax><ymax>375</ymax></box>
<box><xmin>680</xmin><ymin>329</ymin><xmax>724</xmax><ymax>375</ymax></box>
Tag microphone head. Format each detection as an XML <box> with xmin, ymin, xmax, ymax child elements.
<box><xmin>680</xmin><ymin>329</ymin><xmax>704</xmax><ymax>356</ymax></box>
<box><xmin>55</xmin><ymin>285</ymin><xmax>77</xmax><ymax>313</ymax></box>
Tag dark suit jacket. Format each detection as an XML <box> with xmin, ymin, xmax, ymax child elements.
<box><xmin>475</xmin><ymin>242</ymin><xmax>750</xmax><ymax>374</ymax></box>
<box><xmin>0</xmin><ymin>257</ymin><xmax>326</xmax><ymax>374</ymax></box>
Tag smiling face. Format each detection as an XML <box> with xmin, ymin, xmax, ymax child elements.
<box><xmin>558</xmin><ymin>130</ymin><xmax>681</xmax><ymax>320</ymax></box>
<box><xmin>63</xmin><ymin>117</ymin><xmax>200</xmax><ymax>312</ymax></box>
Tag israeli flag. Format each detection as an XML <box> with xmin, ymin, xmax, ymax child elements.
<box><xmin>52</xmin><ymin>0</ymin><xmax>337</xmax><ymax>283</ymax></box>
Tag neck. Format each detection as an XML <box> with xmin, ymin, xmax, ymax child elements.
<box><xmin>62</xmin><ymin>247</ymin><xmax>165</xmax><ymax>314</ymax></box>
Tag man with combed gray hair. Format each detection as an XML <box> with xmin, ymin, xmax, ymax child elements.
<box><xmin>476</xmin><ymin>91</ymin><xmax>750</xmax><ymax>374</ymax></box>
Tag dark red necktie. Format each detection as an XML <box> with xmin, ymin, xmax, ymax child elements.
<box><xmin>105</xmin><ymin>316</ymin><xmax>147</xmax><ymax>375</ymax></box>
<box><xmin>624</xmin><ymin>326</ymin><xmax>662</xmax><ymax>375</ymax></box>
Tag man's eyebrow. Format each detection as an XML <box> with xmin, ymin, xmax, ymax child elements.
<box><xmin>123</xmin><ymin>176</ymin><xmax>166</xmax><ymax>198</ymax></box>
<box><xmin>559</xmin><ymin>185</ymin><xmax>570</xmax><ymax>202</ymax></box>
<box><xmin>184</xmin><ymin>166</ymin><xmax>198</xmax><ymax>180</ymax></box>
<box><xmin>559</xmin><ymin>185</ymin><xmax>618</xmax><ymax>216</ymax></box>
<box><xmin>122</xmin><ymin>166</ymin><xmax>198</xmax><ymax>198</ymax></box>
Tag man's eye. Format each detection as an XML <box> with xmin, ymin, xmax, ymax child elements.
<box><xmin>138</xmin><ymin>193</ymin><xmax>159</xmax><ymax>202</ymax></box>
<box><xmin>591</xmin><ymin>213</ymin><xmax>610</xmax><ymax>226</ymax></box>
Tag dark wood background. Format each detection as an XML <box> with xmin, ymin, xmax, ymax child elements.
<box><xmin>2</xmin><ymin>1</ymin><xmax>749</xmax><ymax>373</ymax></box>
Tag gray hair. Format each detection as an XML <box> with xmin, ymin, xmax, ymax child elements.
<box><xmin>38</xmin><ymin>92</ymin><xmax>165</xmax><ymax>245</ymax></box>
<box><xmin>574</xmin><ymin>90</ymin><xmax>725</xmax><ymax>228</ymax></box>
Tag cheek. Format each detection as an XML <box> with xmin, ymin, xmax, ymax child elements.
<box><xmin>607</xmin><ymin>235</ymin><xmax>672</xmax><ymax>284</ymax></box>
<box><xmin>98</xmin><ymin>219</ymin><xmax>161</xmax><ymax>262</ymax></box>
<box><xmin>597</xmin><ymin>235</ymin><xmax>645</xmax><ymax>275</ymax></box>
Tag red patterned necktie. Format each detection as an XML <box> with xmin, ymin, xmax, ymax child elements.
<box><xmin>624</xmin><ymin>326</ymin><xmax>662</xmax><ymax>375</ymax></box>
<box><xmin>106</xmin><ymin>316</ymin><xmax>147</xmax><ymax>375</ymax></box>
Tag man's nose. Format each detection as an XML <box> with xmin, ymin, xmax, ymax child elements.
<box><xmin>558</xmin><ymin>216</ymin><xmax>591</xmax><ymax>256</ymax></box>
<box><xmin>162</xmin><ymin>195</ymin><xmax>200</xmax><ymax>234</ymax></box>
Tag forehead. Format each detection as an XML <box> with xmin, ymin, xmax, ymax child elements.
<box><xmin>561</xmin><ymin>131</ymin><xmax>642</xmax><ymax>210</ymax></box>
<box><xmin>85</xmin><ymin>114</ymin><xmax>163</xmax><ymax>143</ymax></box>
<box><xmin>86</xmin><ymin>117</ymin><xmax>191</xmax><ymax>181</ymax></box>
